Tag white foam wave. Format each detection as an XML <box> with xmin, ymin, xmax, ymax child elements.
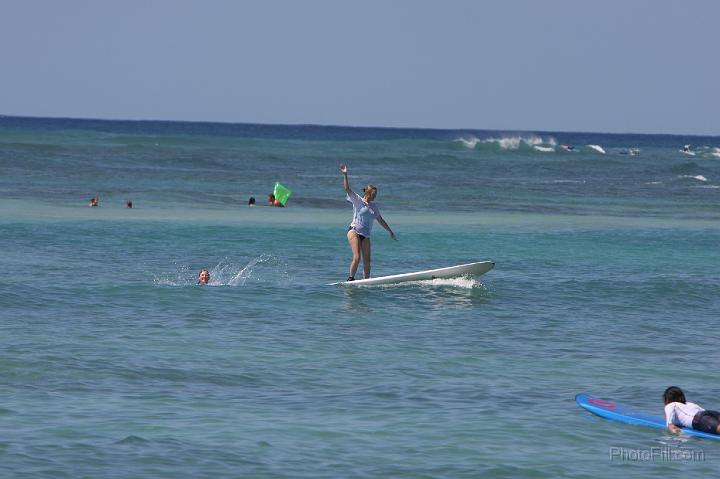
<box><xmin>366</xmin><ymin>276</ymin><xmax>483</xmax><ymax>289</ymax></box>
<box><xmin>693</xmin><ymin>185</ymin><xmax>720</xmax><ymax>189</ymax></box>
<box><xmin>483</xmin><ymin>135</ymin><xmax>556</xmax><ymax>150</ymax></box>
<box><xmin>454</xmin><ymin>137</ymin><xmax>482</xmax><ymax>148</ymax></box>
<box><xmin>534</xmin><ymin>145</ymin><xmax>555</xmax><ymax>152</ymax></box>
<box><xmin>454</xmin><ymin>135</ymin><xmax>556</xmax><ymax>150</ymax></box>
<box><xmin>587</xmin><ymin>144</ymin><xmax>606</xmax><ymax>154</ymax></box>
<box><xmin>678</xmin><ymin>175</ymin><xmax>708</xmax><ymax>182</ymax></box>
<box><xmin>712</xmin><ymin>148</ymin><xmax>720</xmax><ymax>158</ymax></box>
<box><xmin>407</xmin><ymin>276</ymin><xmax>481</xmax><ymax>289</ymax></box>
<box><xmin>421</xmin><ymin>277</ymin><xmax>483</xmax><ymax>289</ymax></box>
<box><xmin>488</xmin><ymin>135</ymin><xmax>539</xmax><ymax>149</ymax></box>
<box><xmin>645</xmin><ymin>181</ymin><xmax>662</xmax><ymax>185</ymax></box>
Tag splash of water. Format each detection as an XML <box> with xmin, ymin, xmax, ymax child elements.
<box><xmin>153</xmin><ymin>254</ymin><xmax>287</xmax><ymax>287</ymax></box>
<box><xmin>366</xmin><ymin>276</ymin><xmax>483</xmax><ymax>289</ymax></box>
<box><xmin>415</xmin><ymin>276</ymin><xmax>482</xmax><ymax>289</ymax></box>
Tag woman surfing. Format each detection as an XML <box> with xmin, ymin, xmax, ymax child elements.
<box><xmin>340</xmin><ymin>164</ymin><xmax>397</xmax><ymax>281</ymax></box>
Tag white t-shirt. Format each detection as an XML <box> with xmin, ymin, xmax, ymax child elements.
<box><xmin>665</xmin><ymin>401</ymin><xmax>704</xmax><ymax>428</ymax></box>
<box><xmin>347</xmin><ymin>192</ymin><xmax>381</xmax><ymax>237</ymax></box>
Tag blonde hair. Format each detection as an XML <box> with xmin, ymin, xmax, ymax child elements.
<box><xmin>362</xmin><ymin>184</ymin><xmax>377</xmax><ymax>197</ymax></box>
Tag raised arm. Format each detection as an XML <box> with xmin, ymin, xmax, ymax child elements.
<box><xmin>340</xmin><ymin>164</ymin><xmax>353</xmax><ymax>195</ymax></box>
<box><xmin>377</xmin><ymin>216</ymin><xmax>397</xmax><ymax>241</ymax></box>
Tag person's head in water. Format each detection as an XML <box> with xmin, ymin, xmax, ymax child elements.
<box><xmin>126</xmin><ymin>199</ymin><xmax>133</xmax><ymax>208</ymax></box>
<box><xmin>362</xmin><ymin>184</ymin><xmax>377</xmax><ymax>202</ymax></box>
<box><xmin>268</xmin><ymin>193</ymin><xmax>284</xmax><ymax>207</ymax></box>
<box><xmin>89</xmin><ymin>196</ymin><xmax>99</xmax><ymax>207</ymax></box>
<box><xmin>197</xmin><ymin>269</ymin><xmax>210</xmax><ymax>285</ymax></box>
<box><xmin>248</xmin><ymin>196</ymin><xmax>256</xmax><ymax>206</ymax></box>
<box><xmin>663</xmin><ymin>386</ymin><xmax>686</xmax><ymax>405</ymax></box>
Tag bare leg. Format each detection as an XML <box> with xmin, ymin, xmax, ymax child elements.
<box><xmin>347</xmin><ymin>230</ymin><xmax>361</xmax><ymax>278</ymax></box>
<box><xmin>360</xmin><ymin>237</ymin><xmax>372</xmax><ymax>279</ymax></box>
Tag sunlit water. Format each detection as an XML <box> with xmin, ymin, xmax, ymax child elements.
<box><xmin>1</xmin><ymin>117</ymin><xmax>719</xmax><ymax>477</ymax></box>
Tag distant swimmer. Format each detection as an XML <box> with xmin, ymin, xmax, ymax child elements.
<box><xmin>340</xmin><ymin>164</ymin><xmax>397</xmax><ymax>281</ymax></box>
<box><xmin>664</xmin><ymin>386</ymin><xmax>720</xmax><ymax>435</ymax></box>
<box><xmin>248</xmin><ymin>196</ymin><xmax>256</xmax><ymax>206</ymax></box>
<box><xmin>89</xmin><ymin>195</ymin><xmax>99</xmax><ymax>207</ymax></box>
<box><xmin>559</xmin><ymin>144</ymin><xmax>575</xmax><ymax>151</ymax></box>
<box><xmin>197</xmin><ymin>269</ymin><xmax>210</xmax><ymax>285</ymax></box>
<box><xmin>126</xmin><ymin>199</ymin><xmax>133</xmax><ymax>208</ymax></box>
<box><xmin>267</xmin><ymin>193</ymin><xmax>284</xmax><ymax>207</ymax></box>
<box><xmin>683</xmin><ymin>144</ymin><xmax>691</xmax><ymax>153</ymax></box>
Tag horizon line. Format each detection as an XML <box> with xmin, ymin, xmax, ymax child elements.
<box><xmin>1</xmin><ymin>113</ymin><xmax>717</xmax><ymax>139</ymax></box>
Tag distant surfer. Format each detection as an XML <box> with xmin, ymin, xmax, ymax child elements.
<box><xmin>126</xmin><ymin>198</ymin><xmax>133</xmax><ymax>208</ymax></box>
<box><xmin>89</xmin><ymin>195</ymin><xmax>99</xmax><ymax>207</ymax></box>
<box><xmin>248</xmin><ymin>196</ymin><xmax>256</xmax><ymax>206</ymax></box>
<box><xmin>559</xmin><ymin>144</ymin><xmax>574</xmax><ymax>151</ymax></box>
<box><xmin>340</xmin><ymin>164</ymin><xmax>397</xmax><ymax>281</ymax></box>
<box><xmin>619</xmin><ymin>148</ymin><xmax>640</xmax><ymax>156</ymax></box>
<box><xmin>680</xmin><ymin>145</ymin><xmax>696</xmax><ymax>156</ymax></box>
<box><xmin>663</xmin><ymin>386</ymin><xmax>720</xmax><ymax>435</ymax></box>
<box><xmin>197</xmin><ymin>269</ymin><xmax>210</xmax><ymax>285</ymax></box>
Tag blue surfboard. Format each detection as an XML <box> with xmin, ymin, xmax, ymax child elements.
<box><xmin>575</xmin><ymin>393</ymin><xmax>720</xmax><ymax>440</ymax></box>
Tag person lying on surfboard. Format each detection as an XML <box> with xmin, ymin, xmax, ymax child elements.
<box><xmin>664</xmin><ymin>386</ymin><xmax>720</xmax><ymax>435</ymax></box>
<box><xmin>340</xmin><ymin>164</ymin><xmax>397</xmax><ymax>281</ymax></box>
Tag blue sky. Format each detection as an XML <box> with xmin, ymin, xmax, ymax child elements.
<box><xmin>1</xmin><ymin>0</ymin><xmax>717</xmax><ymax>135</ymax></box>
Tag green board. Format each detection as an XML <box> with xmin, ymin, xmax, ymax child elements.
<box><xmin>273</xmin><ymin>182</ymin><xmax>292</xmax><ymax>206</ymax></box>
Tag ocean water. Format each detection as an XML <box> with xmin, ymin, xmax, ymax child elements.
<box><xmin>1</xmin><ymin>116</ymin><xmax>719</xmax><ymax>477</ymax></box>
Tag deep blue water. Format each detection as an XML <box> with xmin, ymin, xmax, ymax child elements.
<box><xmin>1</xmin><ymin>116</ymin><xmax>719</xmax><ymax>477</ymax></box>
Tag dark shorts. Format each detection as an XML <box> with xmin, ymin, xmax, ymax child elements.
<box><xmin>348</xmin><ymin>227</ymin><xmax>367</xmax><ymax>242</ymax></box>
<box><xmin>692</xmin><ymin>411</ymin><xmax>720</xmax><ymax>434</ymax></box>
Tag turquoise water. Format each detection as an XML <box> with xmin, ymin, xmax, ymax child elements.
<box><xmin>1</xmin><ymin>117</ymin><xmax>720</xmax><ymax>477</ymax></box>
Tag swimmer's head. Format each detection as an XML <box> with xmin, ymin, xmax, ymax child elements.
<box><xmin>663</xmin><ymin>386</ymin><xmax>686</xmax><ymax>405</ymax></box>
<box><xmin>362</xmin><ymin>184</ymin><xmax>377</xmax><ymax>201</ymax></box>
<box><xmin>198</xmin><ymin>269</ymin><xmax>210</xmax><ymax>284</ymax></box>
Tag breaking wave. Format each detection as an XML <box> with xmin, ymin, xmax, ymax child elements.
<box><xmin>676</xmin><ymin>175</ymin><xmax>708</xmax><ymax>182</ymax></box>
<box><xmin>453</xmin><ymin>135</ymin><xmax>557</xmax><ymax>151</ymax></box>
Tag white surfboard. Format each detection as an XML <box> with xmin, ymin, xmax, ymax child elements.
<box><xmin>329</xmin><ymin>261</ymin><xmax>494</xmax><ymax>286</ymax></box>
